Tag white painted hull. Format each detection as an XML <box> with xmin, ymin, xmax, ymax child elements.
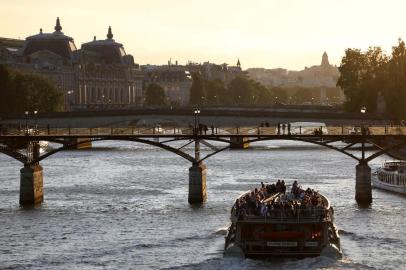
<box><xmin>372</xmin><ymin>174</ymin><xmax>406</xmax><ymax>195</ymax></box>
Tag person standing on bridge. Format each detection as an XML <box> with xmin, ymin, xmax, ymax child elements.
<box><xmin>288</xmin><ymin>123</ymin><xmax>291</xmax><ymax>135</ymax></box>
<box><xmin>277</xmin><ymin>123</ymin><xmax>281</xmax><ymax>135</ymax></box>
<box><xmin>282</xmin><ymin>124</ymin><xmax>286</xmax><ymax>135</ymax></box>
<box><xmin>211</xmin><ymin>124</ymin><xmax>214</xmax><ymax>135</ymax></box>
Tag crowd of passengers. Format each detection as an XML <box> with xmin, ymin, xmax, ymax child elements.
<box><xmin>233</xmin><ymin>180</ymin><xmax>327</xmax><ymax>220</ymax></box>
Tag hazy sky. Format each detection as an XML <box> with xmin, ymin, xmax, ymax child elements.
<box><xmin>1</xmin><ymin>0</ymin><xmax>406</xmax><ymax>70</ymax></box>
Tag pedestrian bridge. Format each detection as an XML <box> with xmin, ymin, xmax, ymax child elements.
<box><xmin>0</xmin><ymin>124</ymin><xmax>405</xmax><ymax>206</ymax></box>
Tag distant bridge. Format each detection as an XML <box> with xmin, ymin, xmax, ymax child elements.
<box><xmin>0</xmin><ymin>107</ymin><xmax>390</xmax><ymax>128</ymax></box>
<box><xmin>0</xmin><ymin>125</ymin><xmax>405</xmax><ymax>206</ymax></box>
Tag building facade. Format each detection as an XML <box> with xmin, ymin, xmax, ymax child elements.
<box><xmin>142</xmin><ymin>63</ymin><xmax>192</xmax><ymax>106</ymax></box>
<box><xmin>0</xmin><ymin>18</ymin><xmax>144</xmax><ymax>110</ymax></box>
<box><xmin>246</xmin><ymin>52</ymin><xmax>344</xmax><ymax>104</ymax></box>
<box><xmin>77</xmin><ymin>27</ymin><xmax>144</xmax><ymax>109</ymax></box>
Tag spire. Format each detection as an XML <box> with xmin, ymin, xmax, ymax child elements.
<box><xmin>237</xmin><ymin>58</ymin><xmax>241</xmax><ymax>67</ymax></box>
<box><xmin>321</xmin><ymin>51</ymin><xmax>329</xmax><ymax>66</ymax></box>
<box><xmin>107</xmin><ymin>26</ymin><xmax>113</xmax><ymax>40</ymax></box>
<box><xmin>54</xmin><ymin>17</ymin><xmax>62</xmax><ymax>32</ymax></box>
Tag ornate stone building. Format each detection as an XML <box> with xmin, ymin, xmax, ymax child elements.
<box><xmin>77</xmin><ymin>27</ymin><xmax>144</xmax><ymax>108</ymax></box>
<box><xmin>0</xmin><ymin>18</ymin><xmax>144</xmax><ymax>110</ymax></box>
<box><xmin>1</xmin><ymin>18</ymin><xmax>78</xmax><ymax>108</ymax></box>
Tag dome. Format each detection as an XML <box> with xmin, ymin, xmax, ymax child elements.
<box><xmin>22</xmin><ymin>17</ymin><xmax>77</xmax><ymax>60</ymax></box>
<box><xmin>81</xmin><ymin>26</ymin><xmax>126</xmax><ymax>64</ymax></box>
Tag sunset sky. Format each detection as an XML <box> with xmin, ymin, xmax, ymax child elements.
<box><xmin>1</xmin><ymin>0</ymin><xmax>405</xmax><ymax>70</ymax></box>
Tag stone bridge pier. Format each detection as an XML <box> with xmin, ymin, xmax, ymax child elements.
<box><xmin>230</xmin><ymin>137</ymin><xmax>250</xmax><ymax>149</ymax></box>
<box><xmin>355</xmin><ymin>161</ymin><xmax>372</xmax><ymax>204</ymax></box>
<box><xmin>188</xmin><ymin>139</ymin><xmax>207</xmax><ymax>204</ymax></box>
<box><xmin>20</xmin><ymin>164</ymin><xmax>44</xmax><ymax>205</ymax></box>
<box><xmin>188</xmin><ymin>162</ymin><xmax>207</xmax><ymax>204</ymax></box>
<box><xmin>20</xmin><ymin>141</ymin><xmax>44</xmax><ymax>206</ymax></box>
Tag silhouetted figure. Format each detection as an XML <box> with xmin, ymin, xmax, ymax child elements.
<box><xmin>47</xmin><ymin>124</ymin><xmax>50</xmax><ymax>135</ymax></box>
<box><xmin>282</xmin><ymin>124</ymin><xmax>286</xmax><ymax>135</ymax></box>
<box><xmin>288</xmin><ymin>123</ymin><xmax>291</xmax><ymax>135</ymax></box>
<box><xmin>204</xmin><ymin>125</ymin><xmax>208</xmax><ymax>135</ymax></box>
<box><xmin>260</xmin><ymin>122</ymin><xmax>264</xmax><ymax>127</ymax></box>
<box><xmin>210</xmin><ymin>124</ymin><xmax>214</xmax><ymax>134</ymax></box>
<box><xmin>277</xmin><ymin>123</ymin><xmax>281</xmax><ymax>135</ymax></box>
<box><xmin>265</xmin><ymin>122</ymin><xmax>270</xmax><ymax>127</ymax></box>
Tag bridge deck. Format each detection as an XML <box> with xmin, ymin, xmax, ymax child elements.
<box><xmin>0</xmin><ymin>126</ymin><xmax>405</xmax><ymax>138</ymax></box>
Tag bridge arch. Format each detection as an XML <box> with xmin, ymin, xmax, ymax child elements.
<box><xmin>27</xmin><ymin>137</ymin><xmax>197</xmax><ymax>166</ymax></box>
<box><xmin>2</xmin><ymin>135</ymin><xmax>404</xmax><ymax>166</ymax></box>
<box><xmin>0</xmin><ymin>145</ymin><xmax>27</xmax><ymax>163</ymax></box>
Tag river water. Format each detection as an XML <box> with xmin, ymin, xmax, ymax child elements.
<box><xmin>0</xmin><ymin>140</ymin><xmax>405</xmax><ymax>269</ymax></box>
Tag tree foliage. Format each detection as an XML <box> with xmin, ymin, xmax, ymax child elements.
<box><xmin>0</xmin><ymin>65</ymin><xmax>63</xmax><ymax>116</ymax></box>
<box><xmin>337</xmin><ymin>39</ymin><xmax>406</xmax><ymax>118</ymax></box>
<box><xmin>385</xmin><ymin>39</ymin><xmax>406</xmax><ymax>118</ymax></box>
<box><xmin>190</xmin><ymin>73</ymin><xmax>342</xmax><ymax>107</ymax></box>
<box><xmin>189</xmin><ymin>72</ymin><xmax>206</xmax><ymax>105</ymax></box>
<box><xmin>337</xmin><ymin>47</ymin><xmax>387</xmax><ymax>112</ymax></box>
<box><xmin>145</xmin><ymin>83</ymin><xmax>166</xmax><ymax>106</ymax></box>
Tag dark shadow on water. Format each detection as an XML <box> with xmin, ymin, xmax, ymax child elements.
<box><xmin>19</xmin><ymin>203</ymin><xmax>43</xmax><ymax>211</ymax></box>
<box><xmin>355</xmin><ymin>202</ymin><xmax>372</xmax><ymax>210</ymax></box>
<box><xmin>188</xmin><ymin>202</ymin><xmax>206</xmax><ymax>210</ymax></box>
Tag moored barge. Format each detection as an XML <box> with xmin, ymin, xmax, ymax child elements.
<box><xmin>372</xmin><ymin>161</ymin><xmax>406</xmax><ymax>195</ymax></box>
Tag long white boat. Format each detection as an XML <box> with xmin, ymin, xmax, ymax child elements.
<box><xmin>372</xmin><ymin>161</ymin><xmax>406</xmax><ymax>195</ymax></box>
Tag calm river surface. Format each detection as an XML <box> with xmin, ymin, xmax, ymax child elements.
<box><xmin>0</xmin><ymin>140</ymin><xmax>405</xmax><ymax>269</ymax></box>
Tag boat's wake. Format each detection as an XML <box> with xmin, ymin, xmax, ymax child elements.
<box><xmin>163</xmin><ymin>255</ymin><xmax>374</xmax><ymax>270</ymax></box>
<box><xmin>339</xmin><ymin>229</ymin><xmax>403</xmax><ymax>244</ymax></box>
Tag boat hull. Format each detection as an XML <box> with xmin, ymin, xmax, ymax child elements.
<box><xmin>372</xmin><ymin>174</ymin><xmax>406</xmax><ymax>195</ymax></box>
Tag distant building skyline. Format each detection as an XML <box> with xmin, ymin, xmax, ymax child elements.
<box><xmin>2</xmin><ymin>1</ymin><xmax>406</xmax><ymax>70</ymax></box>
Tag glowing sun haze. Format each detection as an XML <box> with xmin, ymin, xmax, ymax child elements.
<box><xmin>1</xmin><ymin>0</ymin><xmax>405</xmax><ymax>70</ymax></box>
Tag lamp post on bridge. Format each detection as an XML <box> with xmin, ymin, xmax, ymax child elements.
<box><xmin>34</xmin><ymin>110</ymin><xmax>38</xmax><ymax>135</ymax></box>
<box><xmin>194</xmin><ymin>107</ymin><xmax>200</xmax><ymax>135</ymax></box>
<box><xmin>360</xmin><ymin>106</ymin><xmax>367</xmax><ymax>160</ymax></box>
<box><xmin>24</xmin><ymin>111</ymin><xmax>29</xmax><ymax>135</ymax></box>
<box><xmin>67</xmin><ymin>90</ymin><xmax>74</xmax><ymax>111</ymax></box>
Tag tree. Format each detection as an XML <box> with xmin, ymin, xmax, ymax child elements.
<box><xmin>228</xmin><ymin>76</ymin><xmax>254</xmax><ymax>104</ymax></box>
<box><xmin>0</xmin><ymin>65</ymin><xmax>14</xmax><ymax>114</ymax></box>
<box><xmin>205</xmin><ymin>79</ymin><xmax>227</xmax><ymax>104</ymax></box>
<box><xmin>292</xmin><ymin>88</ymin><xmax>313</xmax><ymax>104</ymax></box>
<box><xmin>269</xmin><ymin>87</ymin><xmax>288</xmax><ymax>104</ymax></box>
<box><xmin>0</xmin><ymin>65</ymin><xmax>63</xmax><ymax>115</ymax></box>
<box><xmin>337</xmin><ymin>47</ymin><xmax>387</xmax><ymax>112</ymax></box>
<box><xmin>385</xmin><ymin>39</ymin><xmax>406</xmax><ymax>118</ymax></box>
<box><xmin>189</xmin><ymin>72</ymin><xmax>206</xmax><ymax>105</ymax></box>
<box><xmin>145</xmin><ymin>83</ymin><xmax>166</xmax><ymax>106</ymax></box>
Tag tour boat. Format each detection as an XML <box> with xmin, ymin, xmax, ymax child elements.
<box><xmin>372</xmin><ymin>161</ymin><xmax>406</xmax><ymax>195</ymax></box>
<box><xmin>224</xmin><ymin>182</ymin><xmax>341</xmax><ymax>258</ymax></box>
